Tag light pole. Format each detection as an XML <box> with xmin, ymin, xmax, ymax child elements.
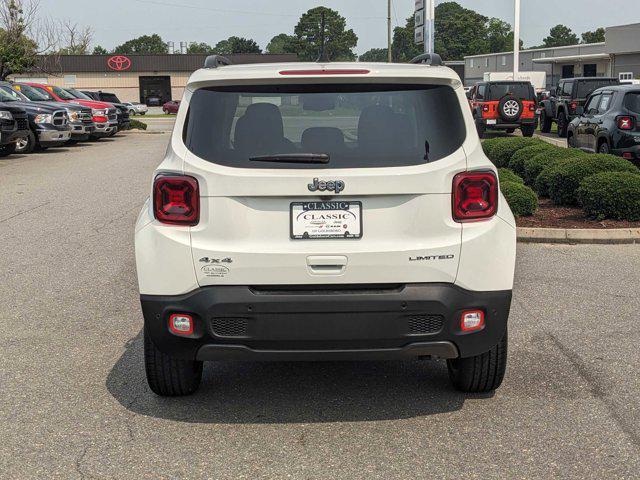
<box><xmin>513</xmin><ymin>0</ymin><xmax>521</xmax><ymax>77</ymax></box>
<box><xmin>388</xmin><ymin>0</ymin><xmax>392</xmax><ymax>62</ymax></box>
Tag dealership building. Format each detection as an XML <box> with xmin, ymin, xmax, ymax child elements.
<box><xmin>464</xmin><ymin>22</ymin><xmax>640</xmax><ymax>87</ymax></box>
<box><xmin>11</xmin><ymin>53</ymin><xmax>298</xmax><ymax>104</ymax></box>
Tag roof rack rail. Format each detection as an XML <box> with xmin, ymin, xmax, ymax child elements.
<box><xmin>409</xmin><ymin>53</ymin><xmax>443</xmax><ymax>67</ymax></box>
<box><xmin>204</xmin><ymin>55</ymin><xmax>232</xmax><ymax>69</ymax></box>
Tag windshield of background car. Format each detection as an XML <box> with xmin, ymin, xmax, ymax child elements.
<box><xmin>0</xmin><ymin>86</ymin><xmax>25</xmax><ymax>102</ymax></box>
<box><xmin>487</xmin><ymin>83</ymin><xmax>533</xmax><ymax>100</ymax></box>
<box><xmin>577</xmin><ymin>80</ymin><xmax>619</xmax><ymax>98</ymax></box>
<box><xmin>183</xmin><ymin>84</ymin><xmax>466</xmax><ymax>169</ymax></box>
<box><xmin>49</xmin><ymin>85</ymin><xmax>76</xmax><ymax>100</ymax></box>
<box><xmin>624</xmin><ymin>92</ymin><xmax>640</xmax><ymax>114</ymax></box>
<box><xmin>65</xmin><ymin>88</ymin><xmax>92</xmax><ymax>100</ymax></box>
<box><xmin>16</xmin><ymin>84</ymin><xmax>53</xmax><ymax>101</ymax></box>
<box><xmin>101</xmin><ymin>93</ymin><xmax>121</xmax><ymax>103</ymax></box>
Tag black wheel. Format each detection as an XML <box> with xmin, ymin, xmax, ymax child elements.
<box><xmin>540</xmin><ymin>111</ymin><xmax>552</xmax><ymax>133</ymax></box>
<box><xmin>598</xmin><ymin>141</ymin><xmax>610</xmax><ymax>154</ymax></box>
<box><xmin>163</xmin><ymin>108</ymin><xmax>169</xmax><ymax>114</ymax></box>
<box><xmin>447</xmin><ymin>331</ymin><xmax>508</xmax><ymax>393</ymax></box>
<box><xmin>521</xmin><ymin>125</ymin><xmax>536</xmax><ymax>138</ymax></box>
<box><xmin>140</xmin><ymin>112</ymin><xmax>146</xmax><ymax>116</ymax></box>
<box><xmin>15</xmin><ymin>131</ymin><xmax>36</xmax><ymax>154</ymax></box>
<box><xmin>144</xmin><ymin>329</ymin><xmax>203</xmax><ymax>396</ymax></box>
<box><xmin>129</xmin><ymin>109</ymin><xmax>136</xmax><ymax>116</ymax></box>
<box><xmin>557</xmin><ymin>111</ymin><xmax>568</xmax><ymax>138</ymax></box>
<box><xmin>506</xmin><ymin>128</ymin><xmax>516</xmax><ymax>134</ymax></box>
<box><xmin>567</xmin><ymin>132</ymin><xmax>576</xmax><ymax>148</ymax></box>
<box><xmin>0</xmin><ymin>142</ymin><xmax>17</xmax><ymax>157</ymax></box>
<box><xmin>476</xmin><ymin>121</ymin><xmax>486</xmax><ymax>139</ymax></box>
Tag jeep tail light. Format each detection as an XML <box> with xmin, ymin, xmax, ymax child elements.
<box><xmin>617</xmin><ymin>116</ymin><xmax>634</xmax><ymax>130</ymax></box>
<box><xmin>169</xmin><ymin>314</ymin><xmax>194</xmax><ymax>336</ymax></box>
<box><xmin>452</xmin><ymin>171</ymin><xmax>498</xmax><ymax>222</ymax></box>
<box><xmin>529</xmin><ymin>103</ymin><xmax>536</xmax><ymax>112</ymax></box>
<box><xmin>153</xmin><ymin>175</ymin><xmax>200</xmax><ymax>226</ymax></box>
<box><xmin>461</xmin><ymin>310</ymin><xmax>485</xmax><ymax>332</ymax></box>
<box><xmin>570</xmin><ymin>101</ymin><xmax>578</xmax><ymax>112</ymax></box>
<box><xmin>482</xmin><ymin>104</ymin><xmax>490</xmax><ymax>113</ymax></box>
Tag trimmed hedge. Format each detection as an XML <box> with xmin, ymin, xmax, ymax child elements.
<box><xmin>533</xmin><ymin>149</ymin><xmax>588</xmax><ymax>197</ymax></box>
<box><xmin>578</xmin><ymin>172</ymin><xmax>640</xmax><ymax>221</ymax></box>
<box><xmin>487</xmin><ymin>137</ymin><xmax>545</xmax><ymax>168</ymax></box>
<box><xmin>498</xmin><ymin>168</ymin><xmax>524</xmax><ymax>184</ymax></box>
<box><xmin>501</xmin><ymin>181</ymin><xmax>538</xmax><ymax>217</ymax></box>
<box><xmin>508</xmin><ymin>143</ymin><xmax>556</xmax><ymax>177</ymax></box>
<box><xmin>548</xmin><ymin>154</ymin><xmax>639</xmax><ymax>206</ymax></box>
<box><xmin>481</xmin><ymin>137</ymin><xmax>504</xmax><ymax>158</ymax></box>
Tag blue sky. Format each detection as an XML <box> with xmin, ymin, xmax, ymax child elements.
<box><xmin>39</xmin><ymin>0</ymin><xmax>640</xmax><ymax>53</ymax></box>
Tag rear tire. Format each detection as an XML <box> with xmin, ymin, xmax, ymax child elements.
<box><xmin>447</xmin><ymin>331</ymin><xmax>508</xmax><ymax>393</ymax></box>
<box><xmin>521</xmin><ymin>125</ymin><xmax>536</xmax><ymax>137</ymax></box>
<box><xmin>540</xmin><ymin>111</ymin><xmax>552</xmax><ymax>133</ymax></box>
<box><xmin>557</xmin><ymin>111</ymin><xmax>568</xmax><ymax>138</ymax></box>
<box><xmin>144</xmin><ymin>329</ymin><xmax>203</xmax><ymax>396</ymax></box>
<box><xmin>598</xmin><ymin>140</ymin><xmax>610</xmax><ymax>154</ymax></box>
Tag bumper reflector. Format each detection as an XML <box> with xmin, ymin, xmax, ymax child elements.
<box><xmin>169</xmin><ymin>314</ymin><xmax>194</xmax><ymax>336</ymax></box>
<box><xmin>461</xmin><ymin>310</ymin><xmax>485</xmax><ymax>332</ymax></box>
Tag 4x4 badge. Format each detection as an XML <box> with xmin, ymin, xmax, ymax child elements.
<box><xmin>308</xmin><ymin>178</ymin><xmax>345</xmax><ymax>194</ymax></box>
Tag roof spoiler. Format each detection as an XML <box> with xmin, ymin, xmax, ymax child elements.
<box><xmin>409</xmin><ymin>53</ymin><xmax>443</xmax><ymax>67</ymax></box>
<box><xmin>204</xmin><ymin>55</ymin><xmax>232</xmax><ymax>69</ymax></box>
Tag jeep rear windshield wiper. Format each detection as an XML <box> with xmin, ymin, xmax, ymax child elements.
<box><xmin>249</xmin><ymin>153</ymin><xmax>330</xmax><ymax>164</ymax></box>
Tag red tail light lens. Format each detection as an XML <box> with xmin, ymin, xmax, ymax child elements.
<box><xmin>453</xmin><ymin>171</ymin><xmax>498</xmax><ymax>222</ymax></box>
<box><xmin>482</xmin><ymin>104</ymin><xmax>490</xmax><ymax>113</ymax></box>
<box><xmin>529</xmin><ymin>103</ymin><xmax>536</xmax><ymax>112</ymax></box>
<box><xmin>153</xmin><ymin>175</ymin><xmax>200</xmax><ymax>226</ymax></box>
<box><xmin>617</xmin><ymin>116</ymin><xmax>634</xmax><ymax>130</ymax></box>
<box><xmin>570</xmin><ymin>102</ymin><xmax>578</xmax><ymax>112</ymax></box>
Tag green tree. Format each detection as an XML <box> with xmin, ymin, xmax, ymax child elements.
<box><xmin>292</xmin><ymin>7</ymin><xmax>357</xmax><ymax>61</ymax></box>
<box><xmin>581</xmin><ymin>27</ymin><xmax>605</xmax><ymax>44</ymax></box>
<box><xmin>542</xmin><ymin>25</ymin><xmax>579</xmax><ymax>48</ymax></box>
<box><xmin>92</xmin><ymin>45</ymin><xmax>109</xmax><ymax>55</ymax></box>
<box><xmin>359</xmin><ymin>47</ymin><xmax>389</xmax><ymax>62</ymax></box>
<box><xmin>266</xmin><ymin>33</ymin><xmax>297</xmax><ymax>54</ymax></box>
<box><xmin>0</xmin><ymin>0</ymin><xmax>38</xmax><ymax>80</ymax></box>
<box><xmin>434</xmin><ymin>1</ymin><xmax>490</xmax><ymax>60</ymax></box>
<box><xmin>114</xmin><ymin>34</ymin><xmax>168</xmax><ymax>54</ymax></box>
<box><xmin>391</xmin><ymin>16</ymin><xmax>422</xmax><ymax>63</ymax></box>
<box><xmin>186</xmin><ymin>42</ymin><xmax>214</xmax><ymax>54</ymax></box>
<box><xmin>212</xmin><ymin>36</ymin><xmax>261</xmax><ymax>55</ymax></box>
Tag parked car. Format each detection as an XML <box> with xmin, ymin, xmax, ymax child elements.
<box><xmin>467</xmin><ymin>80</ymin><xmax>538</xmax><ymax>138</ymax></box>
<box><xmin>6</xmin><ymin>83</ymin><xmax>96</xmax><ymax>144</ymax></box>
<box><xmin>135</xmin><ymin>54</ymin><xmax>516</xmax><ymax>396</ymax></box>
<box><xmin>539</xmin><ymin>77</ymin><xmax>620</xmax><ymax>138</ymax></box>
<box><xmin>146</xmin><ymin>96</ymin><xmax>162</xmax><ymax>107</ymax></box>
<box><xmin>567</xmin><ymin>84</ymin><xmax>640</xmax><ymax>162</ymax></box>
<box><xmin>0</xmin><ymin>85</ymin><xmax>71</xmax><ymax>153</ymax></box>
<box><xmin>162</xmin><ymin>100</ymin><xmax>180</xmax><ymax>114</ymax></box>
<box><xmin>0</xmin><ymin>102</ymin><xmax>29</xmax><ymax>157</ymax></box>
<box><xmin>123</xmin><ymin>102</ymin><xmax>148</xmax><ymax>115</ymax></box>
<box><xmin>17</xmin><ymin>83</ymin><xmax>118</xmax><ymax>139</ymax></box>
<box><xmin>72</xmin><ymin>89</ymin><xmax>131</xmax><ymax>133</ymax></box>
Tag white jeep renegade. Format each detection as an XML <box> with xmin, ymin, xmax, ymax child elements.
<box><xmin>135</xmin><ymin>55</ymin><xmax>517</xmax><ymax>396</ymax></box>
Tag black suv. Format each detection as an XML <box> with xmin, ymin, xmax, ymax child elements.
<box><xmin>567</xmin><ymin>85</ymin><xmax>640</xmax><ymax>163</ymax></box>
<box><xmin>467</xmin><ymin>81</ymin><xmax>538</xmax><ymax>138</ymax></box>
<box><xmin>539</xmin><ymin>77</ymin><xmax>620</xmax><ymax>138</ymax></box>
<box><xmin>0</xmin><ymin>103</ymin><xmax>29</xmax><ymax>157</ymax></box>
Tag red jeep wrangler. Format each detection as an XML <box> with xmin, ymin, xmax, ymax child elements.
<box><xmin>467</xmin><ymin>81</ymin><xmax>538</xmax><ymax>138</ymax></box>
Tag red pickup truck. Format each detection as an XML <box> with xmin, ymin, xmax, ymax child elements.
<box><xmin>16</xmin><ymin>83</ymin><xmax>118</xmax><ymax>139</ymax></box>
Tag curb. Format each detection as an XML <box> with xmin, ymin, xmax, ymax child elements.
<box><xmin>533</xmin><ymin>133</ymin><xmax>567</xmax><ymax>148</ymax></box>
<box><xmin>126</xmin><ymin>130</ymin><xmax>168</xmax><ymax>135</ymax></box>
<box><xmin>517</xmin><ymin>227</ymin><xmax>640</xmax><ymax>245</ymax></box>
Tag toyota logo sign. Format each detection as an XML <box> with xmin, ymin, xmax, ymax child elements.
<box><xmin>107</xmin><ymin>55</ymin><xmax>132</xmax><ymax>71</ymax></box>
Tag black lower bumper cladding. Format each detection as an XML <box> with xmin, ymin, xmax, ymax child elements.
<box><xmin>141</xmin><ymin>283</ymin><xmax>512</xmax><ymax>361</ymax></box>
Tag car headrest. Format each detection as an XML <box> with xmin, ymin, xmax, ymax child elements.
<box><xmin>301</xmin><ymin>127</ymin><xmax>346</xmax><ymax>153</ymax></box>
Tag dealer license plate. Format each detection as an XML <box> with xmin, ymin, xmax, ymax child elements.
<box><xmin>290</xmin><ymin>201</ymin><xmax>362</xmax><ymax>240</ymax></box>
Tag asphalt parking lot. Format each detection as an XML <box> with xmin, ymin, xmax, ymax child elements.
<box><xmin>1</xmin><ymin>132</ymin><xmax>639</xmax><ymax>479</ymax></box>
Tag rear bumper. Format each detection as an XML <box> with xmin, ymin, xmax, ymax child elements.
<box><xmin>477</xmin><ymin>118</ymin><xmax>537</xmax><ymax>129</ymax></box>
<box><xmin>141</xmin><ymin>284</ymin><xmax>512</xmax><ymax>362</ymax></box>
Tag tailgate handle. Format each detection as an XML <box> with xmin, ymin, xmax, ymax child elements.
<box><xmin>307</xmin><ymin>256</ymin><xmax>347</xmax><ymax>275</ymax></box>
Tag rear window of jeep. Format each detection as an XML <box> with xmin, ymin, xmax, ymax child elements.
<box><xmin>487</xmin><ymin>83</ymin><xmax>534</xmax><ymax>101</ymax></box>
<box><xmin>183</xmin><ymin>84</ymin><xmax>466</xmax><ymax>169</ymax></box>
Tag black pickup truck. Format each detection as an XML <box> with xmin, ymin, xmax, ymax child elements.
<box><xmin>0</xmin><ymin>103</ymin><xmax>30</xmax><ymax>157</ymax></box>
<box><xmin>539</xmin><ymin>77</ymin><xmax>620</xmax><ymax>138</ymax></box>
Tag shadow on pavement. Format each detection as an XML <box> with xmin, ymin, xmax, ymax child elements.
<box><xmin>107</xmin><ymin>330</ymin><xmax>479</xmax><ymax>424</ymax></box>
